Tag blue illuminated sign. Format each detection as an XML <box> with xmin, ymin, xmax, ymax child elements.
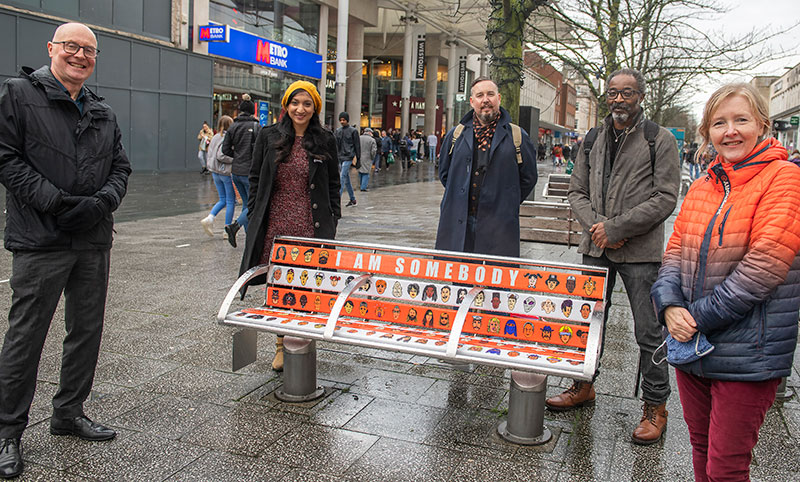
<box><xmin>258</xmin><ymin>101</ymin><xmax>270</xmax><ymax>126</ymax></box>
<box><xmin>198</xmin><ymin>25</ymin><xmax>228</xmax><ymax>42</ymax></box>
<box><xmin>207</xmin><ymin>25</ymin><xmax>323</xmax><ymax>80</ymax></box>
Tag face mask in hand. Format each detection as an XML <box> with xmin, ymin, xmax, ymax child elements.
<box><xmin>653</xmin><ymin>331</ymin><xmax>714</xmax><ymax>366</ymax></box>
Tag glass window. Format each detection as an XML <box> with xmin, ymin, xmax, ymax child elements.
<box><xmin>210</xmin><ymin>0</ymin><xmax>320</xmax><ymax>53</ymax></box>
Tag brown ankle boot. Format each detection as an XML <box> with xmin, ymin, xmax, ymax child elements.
<box><xmin>271</xmin><ymin>336</ymin><xmax>284</xmax><ymax>372</ymax></box>
<box><xmin>632</xmin><ymin>402</ymin><xmax>668</xmax><ymax>445</ymax></box>
<box><xmin>545</xmin><ymin>381</ymin><xmax>596</xmax><ymax>411</ymax></box>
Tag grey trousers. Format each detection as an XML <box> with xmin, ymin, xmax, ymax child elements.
<box><xmin>0</xmin><ymin>250</ymin><xmax>110</xmax><ymax>439</ymax></box>
<box><xmin>582</xmin><ymin>254</ymin><xmax>671</xmax><ymax>404</ymax></box>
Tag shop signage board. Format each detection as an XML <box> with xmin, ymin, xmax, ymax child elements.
<box><xmin>258</xmin><ymin>101</ymin><xmax>270</xmax><ymax>126</ymax></box>
<box><xmin>456</xmin><ymin>48</ymin><xmax>468</xmax><ymax>94</ymax></box>
<box><xmin>198</xmin><ymin>24</ymin><xmax>229</xmax><ymax>42</ymax></box>
<box><xmin>413</xmin><ymin>26</ymin><xmax>426</xmax><ymax>81</ymax></box>
<box><xmin>207</xmin><ymin>24</ymin><xmax>323</xmax><ymax>80</ymax></box>
<box><xmin>791</xmin><ymin>116</ymin><xmax>799</xmax><ymax>126</ymax></box>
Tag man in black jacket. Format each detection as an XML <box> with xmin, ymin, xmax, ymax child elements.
<box><xmin>220</xmin><ymin>97</ymin><xmax>259</xmax><ymax>247</ymax></box>
<box><xmin>0</xmin><ymin>23</ymin><xmax>131</xmax><ymax>479</ymax></box>
<box><xmin>334</xmin><ymin>112</ymin><xmax>361</xmax><ymax>207</ymax></box>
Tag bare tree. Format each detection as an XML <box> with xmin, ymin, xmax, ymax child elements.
<box><xmin>526</xmin><ymin>0</ymin><xmax>798</xmax><ymax>124</ymax></box>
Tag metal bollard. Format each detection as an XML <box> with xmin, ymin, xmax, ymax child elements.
<box><xmin>274</xmin><ymin>336</ymin><xmax>324</xmax><ymax>402</ymax></box>
<box><xmin>498</xmin><ymin>370</ymin><xmax>552</xmax><ymax>445</ymax></box>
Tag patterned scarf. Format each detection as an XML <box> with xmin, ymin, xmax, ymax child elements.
<box><xmin>473</xmin><ymin>112</ymin><xmax>499</xmax><ymax>152</ymax></box>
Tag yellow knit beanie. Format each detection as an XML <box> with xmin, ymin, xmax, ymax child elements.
<box><xmin>281</xmin><ymin>80</ymin><xmax>322</xmax><ymax>114</ymax></box>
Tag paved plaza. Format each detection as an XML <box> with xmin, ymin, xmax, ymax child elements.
<box><xmin>0</xmin><ymin>161</ymin><xmax>798</xmax><ymax>481</ymax></box>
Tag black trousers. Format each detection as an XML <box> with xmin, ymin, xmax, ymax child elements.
<box><xmin>0</xmin><ymin>249</ymin><xmax>110</xmax><ymax>439</ymax></box>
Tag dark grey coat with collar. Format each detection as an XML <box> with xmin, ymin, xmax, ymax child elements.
<box><xmin>0</xmin><ymin>66</ymin><xmax>131</xmax><ymax>251</ymax></box>
<box><xmin>239</xmin><ymin>125</ymin><xmax>341</xmax><ymax>284</ymax></box>
<box><xmin>435</xmin><ymin>107</ymin><xmax>537</xmax><ymax>257</ymax></box>
<box><xmin>568</xmin><ymin>110</ymin><xmax>680</xmax><ymax>263</ymax></box>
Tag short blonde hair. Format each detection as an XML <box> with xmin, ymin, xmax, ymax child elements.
<box><xmin>697</xmin><ymin>83</ymin><xmax>770</xmax><ymax>161</ymax></box>
<box><xmin>217</xmin><ymin>115</ymin><xmax>233</xmax><ymax>132</ymax></box>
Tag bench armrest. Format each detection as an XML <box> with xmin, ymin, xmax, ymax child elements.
<box><xmin>445</xmin><ymin>286</ymin><xmax>485</xmax><ymax>358</ymax></box>
<box><xmin>582</xmin><ymin>300</ymin><xmax>605</xmax><ymax>379</ymax></box>
<box><xmin>217</xmin><ymin>264</ymin><xmax>272</xmax><ymax>324</ymax></box>
<box><xmin>324</xmin><ymin>274</ymin><xmax>372</xmax><ymax>340</ymax></box>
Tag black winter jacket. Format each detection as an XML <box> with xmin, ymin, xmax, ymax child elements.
<box><xmin>0</xmin><ymin>66</ymin><xmax>131</xmax><ymax>251</ymax></box>
<box><xmin>222</xmin><ymin>114</ymin><xmax>259</xmax><ymax>176</ymax></box>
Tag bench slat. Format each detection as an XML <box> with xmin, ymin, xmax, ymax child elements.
<box><xmin>520</xmin><ymin>229</ymin><xmax>582</xmax><ymax>246</ymax></box>
<box><xmin>520</xmin><ymin>217</ymin><xmax>579</xmax><ymax>232</ymax></box>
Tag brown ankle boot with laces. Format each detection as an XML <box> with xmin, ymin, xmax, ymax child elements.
<box><xmin>632</xmin><ymin>402</ymin><xmax>668</xmax><ymax>445</ymax></box>
<box><xmin>545</xmin><ymin>381</ymin><xmax>596</xmax><ymax>411</ymax></box>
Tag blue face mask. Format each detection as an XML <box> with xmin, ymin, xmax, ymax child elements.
<box><xmin>653</xmin><ymin>332</ymin><xmax>714</xmax><ymax>366</ymax></box>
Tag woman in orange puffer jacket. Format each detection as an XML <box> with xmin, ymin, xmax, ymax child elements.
<box><xmin>651</xmin><ymin>83</ymin><xmax>800</xmax><ymax>482</ymax></box>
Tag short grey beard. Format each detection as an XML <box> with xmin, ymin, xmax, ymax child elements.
<box><xmin>476</xmin><ymin>110</ymin><xmax>499</xmax><ymax>125</ymax></box>
<box><xmin>611</xmin><ymin>111</ymin><xmax>630</xmax><ymax>124</ymax></box>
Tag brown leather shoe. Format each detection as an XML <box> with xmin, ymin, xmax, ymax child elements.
<box><xmin>545</xmin><ymin>381</ymin><xmax>596</xmax><ymax>411</ymax></box>
<box><xmin>632</xmin><ymin>402</ymin><xmax>668</xmax><ymax>445</ymax></box>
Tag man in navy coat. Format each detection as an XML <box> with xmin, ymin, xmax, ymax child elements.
<box><xmin>435</xmin><ymin>77</ymin><xmax>537</xmax><ymax>257</ymax></box>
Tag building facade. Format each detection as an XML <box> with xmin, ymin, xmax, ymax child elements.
<box><xmin>769</xmin><ymin>67</ymin><xmax>800</xmax><ymax>152</ymax></box>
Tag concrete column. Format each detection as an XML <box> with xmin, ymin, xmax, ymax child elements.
<box><xmin>173</xmin><ymin>0</ymin><xmax>190</xmax><ymax>49</ymax></box>
<box><xmin>191</xmin><ymin>0</ymin><xmax>208</xmax><ymax>54</ymax></box>
<box><xmin>401</xmin><ymin>13</ymin><xmax>414</xmax><ymax>137</ymax></box>
<box><xmin>480</xmin><ymin>55</ymin><xmax>489</xmax><ymax>77</ymax></box>
<box><xmin>346</xmin><ymin>20</ymin><xmax>364</xmax><ymax>127</ymax></box>
<box><xmin>445</xmin><ymin>37</ymin><xmax>458</xmax><ymax>132</ymax></box>
<box><xmin>334</xmin><ymin>0</ymin><xmax>349</xmax><ymax>119</ymax></box>
<box><xmin>423</xmin><ymin>34</ymin><xmax>440</xmax><ymax>138</ymax></box>
<box><xmin>317</xmin><ymin>4</ymin><xmax>329</xmax><ymax>122</ymax></box>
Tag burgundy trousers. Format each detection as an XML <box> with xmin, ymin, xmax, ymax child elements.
<box><xmin>676</xmin><ymin>369</ymin><xmax>779</xmax><ymax>482</ymax></box>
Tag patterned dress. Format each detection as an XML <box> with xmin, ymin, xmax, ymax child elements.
<box><xmin>259</xmin><ymin>136</ymin><xmax>315</xmax><ymax>264</ymax></box>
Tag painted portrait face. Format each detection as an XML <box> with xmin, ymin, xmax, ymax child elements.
<box><xmin>272</xmin><ymin>267</ymin><xmax>282</xmax><ymax>282</ymax></box>
<box><xmin>407</xmin><ymin>307</ymin><xmax>417</xmax><ymax>322</ymax></box>
<box><xmin>407</xmin><ymin>284</ymin><xmax>419</xmax><ymax>299</ymax></box>
<box><xmin>359</xmin><ymin>302</ymin><xmax>368</xmax><ymax>316</ymax></box>
<box><xmin>314</xmin><ymin>272</ymin><xmax>324</xmax><ymax>286</ymax></box>
<box><xmin>392</xmin><ymin>305</ymin><xmax>401</xmax><ymax>320</ymax></box>
<box><xmin>344</xmin><ymin>300</ymin><xmax>354</xmax><ymax>314</ymax></box>
<box><xmin>318</xmin><ymin>250</ymin><xmax>329</xmax><ymax>264</ymax></box>
<box><xmin>584</xmin><ymin>277</ymin><xmax>596</xmax><ymax>296</ymax></box>
<box><xmin>457</xmin><ymin>289</ymin><xmax>467</xmax><ymax>304</ymax></box>
<box><xmin>290</xmin><ymin>247</ymin><xmax>300</xmax><ymax>261</ymax></box>
<box><xmin>286</xmin><ymin>269</ymin><xmax>295</xmax><ymax>283</ymax></box>
<box><xmin>439</xmin><ymin>312</ymin><xmax>450</xmax><ymax>326</ymax></box>
<box><xmin>546</xmin><ymin>275</ymin><xmax>559</xmax><ymax>290</ymax></box>
<box><xmin>566</xmin><ymin>276</ymin><xmax>576</xmax><ymax>293</ymax></box>
<box><xmin>392</xmin><ymin>281</ymin><xmax>403</xmax><ymax>297</ymax></box>
<box><xmin>299</xmin><ymin>295</ymin><xmax>307</xmax><ymax>307</ymax></box>
<box><xmin>491</xmin><ymin>293</ymin><xmax>501</xmax><ymax>309</ymax></box>
<box><xmin>375</xmin><ymin>280</ymin><xmax>387</xmax><ymax>294</ymax></box>
<box><xmin>303</xmin><ymin>248</ymin><xmax>315</xmax><ymax>262</ymax></box>
<box><xmin>523</xmin><ymin>297</ymin><xmax>535</xmax><ymax>313</ymax></box>
<box><xmin>577</xmin><ymin>330</ymin><xmax>588</xmax><ymax>345</ymax></box>
<box><xmin>523</xmin><ymin>323</ymin><xmax>534</xmax><ymax>337</ymax></box>
<box><xmin>474</xmin><ymin>292</ymin><xmax>485</xmax><ymax>307</ymax></box>
<box><xmin>441</xmin><ymin>286</ymin><xmax>451</xmax><ymax>302</ymax></box>
<box><xmin>541</xmin><ymin>299</ymin><xmax>555</xmax><ymax>314</ymax></box>
<box><xmin>504</xmin><ymin>320</ymin><xmax>517</xmax><ymax>336</ymax></box>
<box><xmin>423</xmin><ymin>285</ymin><xmax>437</xmax><ymax>301</ymax></box>
<box><xmin>328</xmin><ymin>298</ymin><xmax>336</xmax><ymax>309</ymax></box>
<box><xmin>507</xmin><ymin>294</ymin><xmax>517</xmax><ymax>311</ymax></box>
<box><xmin>488</xmin><ymin>317</ymin><xmax>500</xmax><ymax>333</ymax></box>
<box><xmin>580</xmin><ymin>303</ymin><xmax>591</xmax><ymax>319</ymax></box>
<box><xmin>559</xmin><ymin>327</ymin><xmax>572</xmax><ymax>344</ymax></box>
<box><xmin>283</xmin><ymin>293</ymin><xmax>296</xmax><ymax>306</ymax></box>
<box><xmin>424</xmin><ymin>310</ymin><xmax>434</xmax><ymax>323</ymax></box>
<box><xmin>314</xmin><ymin>295</ymin><xmax>321</xmax><ymax>310</ymax></box>
<box><xmin>330</xmin><ymin>276</ymin><xmax>341</xmax><ymax>287</ymax></box>
<box><xmin>299</xmin><ymin>270</ymin><xmax>309</xmax><ymax>286</ymax></box>
<box><xmin>471</xmin><ymin>316</ymin><xmax>482</xmax><ymax>330</ymax></box>
<box><xmin>375</xmin><ymin>306</ymin><xmax>385</xmax><ymax>318</ymax></box>
<box><xmin>541</xmin><ymin>326</ymin><xmax>553</xmax><ymax>340</ymax></box>
<box><xmin>561</xmin><ymin>300</ymin><xmax>572</xmax><ymax>318</ymax></box>
<box><xmin>271</xmin><ymin>289</ymin><xmax>279</xmax><ymax>304</ymax></box>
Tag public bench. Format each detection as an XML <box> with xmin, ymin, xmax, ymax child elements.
<box><xmin>519</xmin><ymin>201</ymin><xmax>582</xmax><ymax>247</ymax></box>
<box><xmin>218</xmin><ymin>236</ymin><xmax>609</xmax><ymax>445</ymax></box>
<box><xmin>542</xmin><ymin>173</ymin><xmax>571</xmax><ymax>202</ymax></box>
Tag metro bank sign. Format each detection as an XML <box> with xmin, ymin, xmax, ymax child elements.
<box><xmin>207</xmin><ymin>24</ymin><xmax>322</xmax><ymax>80</ymax></box>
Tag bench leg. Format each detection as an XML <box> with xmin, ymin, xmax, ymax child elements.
<box><xmin>275</xmin><ymin>336</ymin><xmax>325</xmax><ymax>403</ymax></box>
<box><xmin>498</xmin><ymin>370</ymin><xmax>552</xmax><ymax>445</ymax></box>
<box><xmin>232</xmin><ymin>329</ymin><xmax>258</xmax><ymax>372</ymax></box>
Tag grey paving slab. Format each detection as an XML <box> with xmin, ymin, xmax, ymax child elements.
<box><xmin>164</xmin><ymin>451</ymin><xmax>291</xmax><ymax>481</ymax></box>
<box><xmin>349</xmin><ymin>368</ymin><xmax>437</xmax><ymax>403</ymax></box>
<box><xmin>111</xmin><ymin>394</ymin><xmax>229</xmax><ymax>441</ymax></box>
<box><xmin>344</xmin><ymin>437</ymin><xmax>462</xmax><ymax>482</ymax></box>
<box><xmin>310</xmin><ymin>391</ymin><xmax>375</xmax><ymax>428</ymax></box>
<box><xmin>93</xmin><ymin>352</ymin><xmax>182</xmax><ymax>388</ymax></box>
<box><xmin>450</xmin><ymin>455</ymin><xmax>562</xmax><ymax>481</ymax></box>
<box><xmin>423</xmin><ymin>408</ymin><xmax>519</xmax><ymax>460</ymax></box>
<box><xmin>343</xmin><ymin>398</ymin><xmax>446</xmax><ymax>443</ymax></box>
<box><xmin>415</xmin><ymin>378</ymin><xmax>506</xmax><ymax>410</ymax></box>
<box><xmin>139</xmin><ymin>365</ymin><xmax>269</xmax><ymax>404</ymax></box>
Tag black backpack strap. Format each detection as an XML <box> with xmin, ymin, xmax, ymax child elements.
<box><xmin>643</xmin><ymin>119</ymin><xmax>660</xmax><ymax>185</ymax></box>
<box><xmin>582</xmin><ymin>127</ymin><xmax>599</xmax><ymax>172</ymax></box>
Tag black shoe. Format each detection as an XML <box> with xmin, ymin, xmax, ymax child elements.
<box><xmin>0</xmin><ymin>439</ymin><xmax>22</xmax><ymax>479</ymax></box>
<box><xmin>50</xmin><ymin>415</ymin><xmax>116</xmax><ymax>441</ymax></box>
<box><xmin>346</xmin><ymin>199</ymin><xmax>357</xmax><ymax>207</ymax></box>
<box><xmin>224</xmin><ymin>221</ymin><xmax>241</xmax><ymax>248</ymax></box>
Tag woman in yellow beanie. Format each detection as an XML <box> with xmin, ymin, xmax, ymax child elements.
<box><xmin>237</xmin><ymin>80</ymin><xmax>340</xmax><ymax>371</ymax></box>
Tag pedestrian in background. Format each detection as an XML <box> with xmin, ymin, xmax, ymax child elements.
<box><xmin>651</xmin><ymin>82</ymin><xmax>800</xmax><ymax>481</ymax></box>
<box><xmin>334</xmin><ymin>111</ymin><xmax>360</xmax><ymax>207</ymax></box>
<box><xmin>427</xmin><ymin>131</ymin><xmax>438</xmax><ymax>162</ymax></box>
<box><xmin>379</xmin><ymin>130</ymin><xmax>392</xmax><ymax>171</ymax></box>
<box><xmin>0</xmin><ymin>22</ymin><xmax>131</xmax><ymax>479</ymax></box>
<box><xmin>200</xmin><ymin>115</ymin><xmax>235</xmax><ymax>237</ymax></box>
<box><xmin>221</xmin><ymin>94</ymin><xmax>259</xmax><ymax>247</ymax></box>
<box><xmin>239</xmin><ymin>80</ymin><xmax>340</xmax><ymax>371</ymax></box>
<box><xmin>790</xmin><ymin>148</ymin><xmax>800</xmax><ymax>166</ymax></box>
<box><xmin>197</xmin><ymin>121</ymin><xmax>213</xmax><ymax>173</ymax></box>
<box><xmin>358</xmin><ymin>128</ymin><xmax>377</xmax><ymax>191</ymax></box>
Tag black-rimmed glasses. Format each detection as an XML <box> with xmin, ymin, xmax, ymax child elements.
<box><xmin>52</xmin><ymin>41</ymin><xmax>99</xmax><ymax>59</ymax></box>
<box><xmin>605</xmin><ymin>88</ymin><xmax>639</xmax><ymax>99</ymax></box>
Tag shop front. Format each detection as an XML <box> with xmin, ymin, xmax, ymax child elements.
<box><xmin>383</xmin><ymin>95</ymin><xmax>443</xmax><ymax>135</ymax></box>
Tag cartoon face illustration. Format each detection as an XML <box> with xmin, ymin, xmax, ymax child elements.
<box><xmin>441</xmin><ymin>286</ymin><xmax>452</xmax><ymax>303</ymax></box>
<box><xmin>314</xmin><ymin>272</ymin><xmax>324</xmax><ymax>287</ymax></box>
<box><xmin>407</xmin><ymin>283</ymin><xmax>419</xmax><ymax>299</ymax></box>
<box><xmin>486</xmin><ymin>348</ymin><xmax>501</xmax><ymax>355</ymax></box>
<box><xmin>375</xmin><ymin>280</ymin><xmax>387</xmax><ymax>294</ymax></box>
<box><xmin>299</xmin><ymin>295</ymin><xmax>307</xmax><ymax>308</ymax></box>
<box><xmin>392</xmin><ymin>281</ymin><xmax>403</xmax><ymax>297</ymax></box>
<box><xmin>346</xmin><ymin>276</ymin><xmax>355</xmax><ymax>286</ymax></box>
<box><xmin>422</xmin><ymin>285</ymin><xmax>437</xmax><ymax>301</ymax></box>
<box><xmin>541</xmin><ymin>325</ymin><xmax>553</xmax><ymax>340</ymax></box>
<box><xmin>359</xmin><ymin>301</ymin><xmax>368</xmax><ymax>316</ymax></box>
<box><xmin>541</xmin><ymin>299</ymin><xmax>555</xmax><ymax>314</ymax></box>
<box><xmin>359</xmin><ymin>279</ymin><xmax>371</xmax><ymax>292</ymax></box>
<box><xmin>314</xmin><ymin>295</ymin><xmax>321</xmax><ymax>310</ymax></box>
<box><xmin>523</xmin><ymin>297</ymin><xmax>535</xmax><ymax>313</ymax></box>
<box><xmin>344</xmin><ymin>300</ymin><xmax>354</xmax><ymax>314</ymax></box>
<box><xmin>524</xmin><ymin>272</ymin><xmax>542</xmax><ymax>288</ymax></box>
<box><xmin>561</xmin><ymin>299</ymin><xmax>573</xmax><ymax>317</ymax></box>
<box><xmin>457</xmin><ymin>288</ymin><xmax>467</xmax><ymax>304</ymax></box>
<box><xmin>290</xmin><ymin>247</ymin><xmax>300</xmax><ymax>261</ymax></box>
<box><xmin>580</xmin><ymin>303</ymin><xmax>591</xmax><ymax>319</ymax></box>
<box><xmin>407</xmin><ymin>307</ymin><xmax>417</xmax><ymax>323</ymax></box>
<box><xmin>397</xmin><ymin>336</ymin><xmax>411</xmax><ymax>342</ymax></box>
<box><xmin>392</xmin><ymin>305</ymin><xmax>401</xmax><ymax>320</ymax></box>
<box><xmin>318</xmin><ymin>250</ymin><xmax>329</xmax><ymax>264</ymax></box>
<box><xmin>491</xmin><ymin>293</ymin><xmax>501</xmax><ymax>309</ymax></box>
<box><xmin>375</xmin><ymin>306</ymin><xmax>385</xmax><ymax>318</ymax></box>
<box><xmin>271</xmin><ymin>289</ymin><xmax>280</xmax><ymax>304</ymax></box>
<box><xmin>328</xmin><ymin>298</ymin><xmax>336</xmax><ymax>309</ymax></box>
<box><xmin>303</xmin><ymin>248</ymin><xmax>315</xmax><ymax>262</ymax></box>
<box><xmin>286</xmin><ymin>269</ymin><xmax>295</xmax><ymax>283</ymax></box>
<box><xmin>330</xmin><ymin>276</ymin><xmax>341</xmax><ymax>287</ymax></box>
<box><xmin>282</xmin><ymin>292</ymin><xmax>296</xmax><ymax>306</ymax></box>
<box><xmin>299</xmin><ymin>270</ymin><xmax>309</xmax><ymax>286</ymax></box>
<box><xmin>545</xmin><ymin>275</ymin><xmax>560</xmax><ymax>290</ymax></box>
<box><xmin>487</xmin><ymin>317</ymin><xmax>500</xmax><ymax>333</ymax></box>
<box><xmin>422</xmin><ymin>309</ymin><xmax>434</xmax><ymax>327</ymax></box>
<box><xmin>559</xmin><ymin>326</ymin><xmax>573</xmax><ymax>344</ymax></box>
<box><xmin>415</xmin><ymin>339</ymin><xmax>428</xmax><ymax>345</ymax></box>
<box><xmin>507</xmin><ymin>294</ymin><xmax>517</xmax><ymax>311</ymax></box>
<box><xmin>439</xmin><ymin>312</ymin><xmax>450</xmax><ymax>327</ymax></box>
<box><xmin>474</xmin><ymin>291</ymin><xmax>485</xmax><ymax>307</ymax></box>
<box><xmin>566</xmin><ymin>275</ymin><xmax>576</xmax><ymax>293</ymax></box>
<box><xmin>576</xmin><ymin>329</ymin><xmax>588</xmax><ymax>345</ymax></box>
<box><xmin>584</xmin><ymin>277</ymin><xmax>596</xmax><ymax>296</ymax></box>
<box><xmin>276</xmin><ymin>246</ymin><xmax>287</xmax><ymax>260</ymax></box>
<box><xmin>523</xmin><ymin>322</ymin><xmax>534</xmax><ymax>338</ymax></box>
<box><xmin>471</xmin><ymin>316</ymin><xmax>483</xmax><ymax>330</ymax></box>
<box><xmin>504</xmin><ymin>320</ymin><xmax>517</xmax><ymax>336</ymax></box>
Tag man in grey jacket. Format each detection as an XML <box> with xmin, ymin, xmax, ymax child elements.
<box><xmin>547</xmin><ymin>68</ymin><xmax>680</xmax><ymax>446</ymax></box>
<box><xmin>335</xmin><ymin>112</ymin><xmax>361</xmax><ymax>206</ymax></box>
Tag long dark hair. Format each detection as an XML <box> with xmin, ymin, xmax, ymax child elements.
<box><xmin>274</xmin><ymin>89</ymin><xmax>331</xmax><ymax>162</ymax></box>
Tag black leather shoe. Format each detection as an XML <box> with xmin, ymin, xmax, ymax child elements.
<box><xmin>0</xmin><ymin>438</ymin><xmax>22</xmax><ymax>479</ymax></box>
<box><xmin>50</xmin><ymin>415</ymin><xmax>116</xmax><ymax>441</ymax></box>
<box><xmin>224</xmin><ymin>221</ymin><xmax>241</xmax><ymax>248</ymax></box>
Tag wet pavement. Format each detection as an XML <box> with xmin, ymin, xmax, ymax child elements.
<box><xmin>0</xmin><ymin>159</ymin><xmax>798</xmax><ymax>481</ymax></box>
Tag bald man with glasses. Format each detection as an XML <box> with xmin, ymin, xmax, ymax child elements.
<box><xmin>0</xmin><ymin>23</ymin><xmax>130</xmax><ymax>478</ymax></box>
